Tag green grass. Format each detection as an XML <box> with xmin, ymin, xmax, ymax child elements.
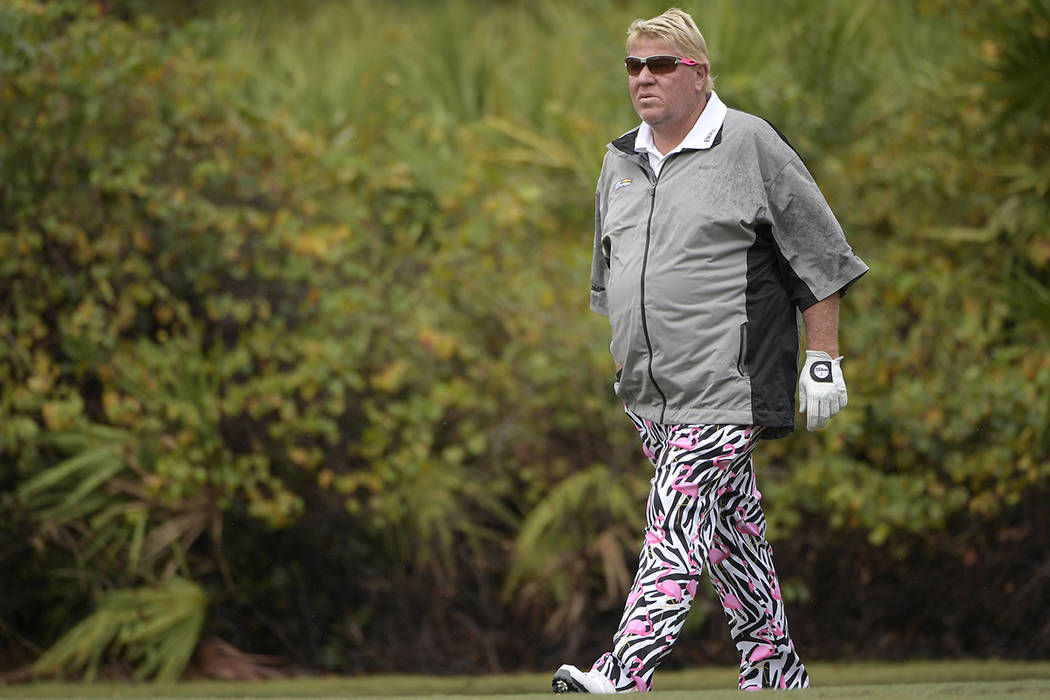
<box><xmin>3</xmin><ymin>661</ymin><xmax>1050</xmax><ymax>699</ymax></box>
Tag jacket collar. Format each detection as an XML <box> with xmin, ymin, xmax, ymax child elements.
<box><xmin>611</xmin><ymin>129</ymin><xmax>639</xmax><ymax>156</ymax></box>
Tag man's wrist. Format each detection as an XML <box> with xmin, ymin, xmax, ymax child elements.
<box><xmin>806</xmin><ymin>346</ymin><xmax>838</xmax><ymax>357</ymax></box>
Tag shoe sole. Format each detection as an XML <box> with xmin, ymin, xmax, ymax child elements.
<box><xmin>552</xmin><ymin>668</ymin><xmax>588</xmax><ymax>693</ymax></box>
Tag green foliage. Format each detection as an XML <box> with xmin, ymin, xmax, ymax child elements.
<box><xmin>15</xmin><ymin>422</ymin><xmax>227</xmax><ymax>584</ymax></box>
<box><xmin>32</xmin><ymin>578</ymin><xmax>206</xmax><ymax>683</ymax></box>
<box><xmin>0</xmin><ymin>0</ymin><xmax>326</xmax><ymax>676</ymax></box>
<box><xmin>505</xmin><ymin>464</ymin><xmax>644</xmax><ymax>633</ymax></box>
<box><xmin>0</xmin><ymin>0</ymin><xmax>633</xmax><ymax>673</ymax></box>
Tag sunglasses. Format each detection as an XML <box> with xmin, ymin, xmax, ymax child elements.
<box><xmin>625</xmin><ymin>55</ymin><xmax>700</xmax><ymax>76</ymax></box>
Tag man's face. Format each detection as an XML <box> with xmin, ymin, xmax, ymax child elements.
<box><xmin>628</xmin><ymin>37</ymin><xmax>707</xmax><ymax>131</ymax></box>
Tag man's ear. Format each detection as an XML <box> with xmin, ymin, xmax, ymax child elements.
<box><xmin>695</xmin><ymin>64</ymin><xmax>709</xmax><ymax>93</ymax></box>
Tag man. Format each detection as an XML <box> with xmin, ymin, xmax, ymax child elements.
<box><xmin>552</xmin><ymin>8</ymin><xmax>868</xmax><ymax>694</ymax></box>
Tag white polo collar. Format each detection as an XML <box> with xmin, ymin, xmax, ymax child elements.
<box><xmin>635</xmin><ymin>90</ymin><xmax>727</xmax><ymax>173</ymax></box>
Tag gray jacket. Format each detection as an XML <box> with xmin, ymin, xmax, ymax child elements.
<box><xmin>590</xmin><ymin>107</ymin><xmax>868</xmax><ymax>438</ymax></box>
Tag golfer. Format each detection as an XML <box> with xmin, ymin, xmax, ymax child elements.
<box><xmin>552</xmin><ymin>7</ymin><xmax>868</xmax><ymax>693</ymax></box>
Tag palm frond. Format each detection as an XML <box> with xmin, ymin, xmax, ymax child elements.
<box><xmin>33</xmin><ymin>578</ymin><xmax>206</xmax><ymax>683</ymax></box>
<box><xmin>505</xmin><ymin>464</ymin><xmax>642</xmax><ymax>603</ymax></box>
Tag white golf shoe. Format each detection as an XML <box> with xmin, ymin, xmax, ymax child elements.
<box><xmin>552</xmin><ymin>664</ymin><xmax>618</xmax><ymax>694</ymax></box>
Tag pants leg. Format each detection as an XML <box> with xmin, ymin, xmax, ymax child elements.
<box><xmin>593</xmin><ymin>408</ymin><xmax>772</xmax><ymax>692</ymax></box>
<box><xmin>706</xmin><ymin>448</ymin><xmax>810</xmax><ymax>690</ymax></box>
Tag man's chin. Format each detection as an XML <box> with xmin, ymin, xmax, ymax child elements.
<box><xmin>635</xmin><ymin>107</ymin><xmax>664</xmax><ymax>125</ymax></box>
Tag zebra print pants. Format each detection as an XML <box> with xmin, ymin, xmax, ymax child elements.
<box><xmin>591</xmin><ymin>406</ymin><xmax>809</xmax><ymax>691</ymax></box>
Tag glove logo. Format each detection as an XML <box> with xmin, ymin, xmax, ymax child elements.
<box><xmin>810</xmin><ymin>361</ymin><xmax>833</xmax><ymax>383</ymax></box>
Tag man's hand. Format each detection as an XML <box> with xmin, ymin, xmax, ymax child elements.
<box><xmin>798</xmin><ymin>350</ymin><xmax>847</xmax><ymax>431</ymax></box>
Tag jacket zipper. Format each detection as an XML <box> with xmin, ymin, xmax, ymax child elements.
<box><xmin>640</xmin><ymin>173</ymin><xmax>668</xmax><ymax>423</ymax></box>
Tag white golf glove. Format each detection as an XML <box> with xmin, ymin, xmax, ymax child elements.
<box><xmin>798</xmin><ymin>350</ymin><xmax>847</xmax><ymax>431</ymax></box>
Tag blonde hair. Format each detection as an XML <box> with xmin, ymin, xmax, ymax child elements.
<box><xmin>626</xmin><ymin>8</ymin><xmax>714</xmax><ymax>92</ymax></box>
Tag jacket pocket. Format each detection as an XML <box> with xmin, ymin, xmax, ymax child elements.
<box><xmin>736</xmin><ymin>322</ymin><xmax>750</xmax><ymax>377</ymax></box>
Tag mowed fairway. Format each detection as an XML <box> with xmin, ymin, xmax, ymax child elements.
<box><xmin>2</xmin><ymin>661</ymin><xmax>1050</xmax><ymax>699</ymax></box>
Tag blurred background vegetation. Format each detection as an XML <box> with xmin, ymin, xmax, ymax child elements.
<box><xmin>1</xmin><ymin>0</ymin><xmax>1048</xmax><ymax>684</ymax></box>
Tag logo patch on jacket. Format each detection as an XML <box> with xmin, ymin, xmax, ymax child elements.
<box><xmin>613</xmin><ymin>177</ymin><xmax>633</xmax><ymax>192</ymax></box>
